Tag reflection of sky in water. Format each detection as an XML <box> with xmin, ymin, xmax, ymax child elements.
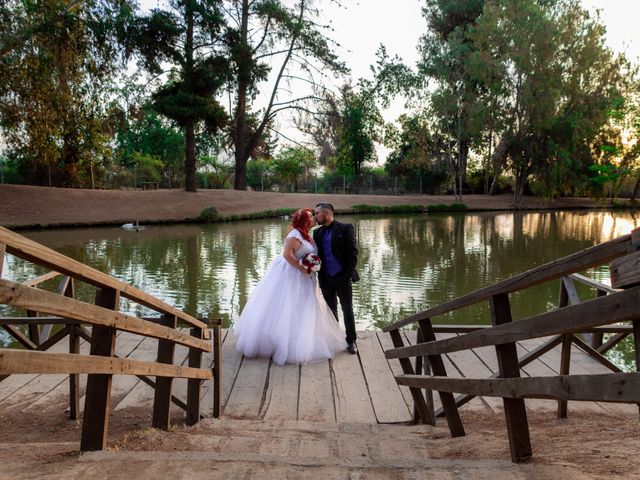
<box><xmin>2</xmin><ymin>211</ymin><xmax>639</xmax><ymax>367</ymax></box>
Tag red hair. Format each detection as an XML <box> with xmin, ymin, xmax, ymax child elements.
<box><xmin>291</xmin><ymin>208</ymin><xmax>313</xmax><ymax>242</ymax></box>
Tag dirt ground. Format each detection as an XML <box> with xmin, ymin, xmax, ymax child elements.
<box><xmin>0</xmin><ymin>184</ymin><xmax>606</xmax><ymax>229</ymax></box>
<box><xmin>1</xmin><ymin>404</ymin><xmax>639</xmax><ymax>479</ymax></box>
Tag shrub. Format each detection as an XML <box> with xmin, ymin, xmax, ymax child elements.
<box><xmin>199</xmin><ymin>207</ymin><xmax>220</xmax><ymax>222</ymax></box>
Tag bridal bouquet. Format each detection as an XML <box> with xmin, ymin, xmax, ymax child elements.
<box><xmin>300</xmin><ymin>253</ymin><xmax>322</xmax><ymax>273</ymax></box>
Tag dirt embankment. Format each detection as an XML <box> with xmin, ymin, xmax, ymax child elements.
<box><xmin>0</xmin><ymin>184</ymin><xmax>606</xmax><ymax>229</ymax></box>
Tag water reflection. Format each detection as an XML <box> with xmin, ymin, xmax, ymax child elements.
<box><xmin>2</xmin><ymin>210</ymin><xmax>638</xmax><ymax>367</ymax></box>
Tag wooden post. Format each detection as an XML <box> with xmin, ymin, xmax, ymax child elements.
<box><xmin>557</xmin><ymin>334</ymin><xmax>572</xmax><ymax>418</ymax></box>
<box><xmin>414</xmin><ymin>326</ymin><xmax>435</xmax><ymax>425</ymax></box>
<box><xmin>633</xmin><ymin>319</ymin><xmax>640</xmax><ymax>417</ymax></box>
<box><xmin>68</xmin><ymin>324</ymin><xmax>80</xmax><ymax>420</ymax></box>
<box><xmin>389</xmin><ymin>328</ymin><xmax>433</xmax><ymax>425</ymax></box>
<box><xmin>490</xmin><ymin>293</ymin><xmax>532</xmax><ymax>463</ymax></box>
<box><xmin>152</xmin><ymin>314</ymin><xmax>177</xmax><ymax>429</ymax></box>
<box><xmin>81</xmin><ymin>287</ymin><xmax>119</xmax><ymax>451</ymax></box>
<box><xmin>186</xmin><ymin>327</ymin><xmax>203</xmax><ymax>425</ymax></box>
<box><xmin>418</xmin><ymin>319</ymin><xmax>463</xmax><ymax>435</ymax></box>
<box><xmin>591</xmin><ymin>290</ymin><xmax>607</xmax><ymax>349</ymax></box>
<box><xmin>0</xmin><ymin>242</ymin><xmax>5</xmax><ymax>278</ymax></box>
<box><xmin>212</xmin><ymin>322</ymin><xmax>222</xmax><ymax>418</ymax></box>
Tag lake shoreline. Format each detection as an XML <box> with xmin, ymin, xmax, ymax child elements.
<box><xmin>0</xmin><ymin>183</ymin><xmax>632</xmax><ymax>230</ymax></box>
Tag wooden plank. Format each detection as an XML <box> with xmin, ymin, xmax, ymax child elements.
<box><xmin>81</xmin><ymin>287</ymin><xmax>118</xmax><ymax>452</ymax></box>
<box><xmin>298</xmin><ymin>360</ymin><xmax>334</xmax><ymax>422</ymax></box>
<box><xmin>112</xmin><ymin>337</ymin><xmax>161</xmax><ymax>411</ymax></box>
<box><xmin>610</xmin><ymin>251</ymin><xmax>640</xmax><ymax>289</ymax></box>
<box><xmin>386</xmin><ymin>287</ymin><xmax>640</xmax><ymax>359</ymax></box>
<box><xmin>211</xmin><ymin>325</ymin><xmax>222</xmax><ymax>418</ymax></box>
<box><xmin>332</xmin><ymin>347</ymin><xmax>377</xmax><ymax>423</ymax></box>
<box><xmin>557</xmin><ymin>334</ymin><xmax>572</xmax><ymax>418</ymax></box>
<box><xmin>389</xmin><ymin>329</ymin><xmax>433</xmax><ymax>425</ymax></box>
<box><xmin>0</xmin><ymin>348</ymin><xmax>210</xmax><ymax>379</ymax></box>
<box><xmin>68</xmin><ymin>325</ymin><xmax>80</xmax><ymax>419</ymax></box>
<box><xmin>0</xmin><ymin>242</ymin><xmax>4</xmax><ymax>278</ymax></box>
<box><xmin>491</xmin><ymin>293</ymin><xmax>532</xmax><ymax>463</ymax></box>
<box><xmin>415</xmin><ymin>321</ymin><xmax>463</xmax><ymax>434</ymax></box>
<box><xmin>384</xmin><ymin>233</ymin><xmax>631</xmax><ymax>332</ymax></box>
<box><xmin>357</xmin><ymin>331</ymin><xmax>411</xmax><ymax>423</ymax></box>
<box><xmin>3</xmin><ymin>324</ymin><xmax>37</xmax><ymax>350</ymax></box>
<box><xmin>0</xmin><ymin>226</ymin><xmax>209</xmax><ymax>336</ymax></box>
<box><xmin>395</xmin><ymin>373</ymin><xmax>640</xmax><ymax>404</ymax></box>
<box><xmin>376</xmin><ymin>331</ymin><xmax>416</xmax><ymax>413</ymax></box>
<box><xmin>21</xmin><ymin>271</ymin><xmax>61</xmax><ymax>287</ymax></box>
<box><xmin>186</xmin><ymin>327</ymin><xmax>203</xmax><ymax>426</ymax></box>
<box><xmin>152</xmin><ymin>315</ymin><xmax>177</xmax><ymax>430</ymax></box>
<box><xmin>224</xmin><ymin>356</ymin><xmax>270</xmax><ymax>419</ymax></box>
<box><xmin>0</xmin><ymin>279</ymin><xmax>211</xmax><ymax>352</ymax></box>
<box><xmin>260</xmin><ymin>363</ymin><xmax>300</xmax><ymax>421</ymax></box>
<box><xmin>569</xmin><ymin>273</ymin><xmax>618</xmax><ymax>294</ymax></box>
<box><xmin>220</xmin><ymin>331</ymin><xmax>243</xmax><ymax>412</ymax></box>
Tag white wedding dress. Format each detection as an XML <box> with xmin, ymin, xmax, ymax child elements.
<box><xmin>234</xmin><ymin>229</ymin><xmax>346</xmax><ymax>365</ymax></box>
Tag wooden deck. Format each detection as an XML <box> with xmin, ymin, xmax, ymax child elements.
<box><xmin>1</xmin><ymin>328</ymin><xmax>635</xmax><ymax>423</ymax></box>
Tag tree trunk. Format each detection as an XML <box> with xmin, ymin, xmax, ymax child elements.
<box><xmin>184</xmin><ymin>3</ymin><xmax>196</xmax><ymax>192</ymax></box>
<box><xmin>232</xmin><ymin>0</ymin><xmax>250</xmax><ymax>191</ymax></box>
<box><xmin>630</xmin><ymin>176</ymin><xmax>640</xmax><ymax>203</ymax></box>
<box><xmin>185</xmin><ymin>123</ymin><xmax>197</xmax><ymax>192</ymax></box>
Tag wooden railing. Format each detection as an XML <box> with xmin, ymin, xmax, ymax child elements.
<box><xmin>382</xmin><ymin>228</ymin><xmax>640</xmax><ymax>463</ymax></box>
<box><xmin>0</xmin><ymin>226</ymin><xmax>222</xmax><ymax>451</ymax></box>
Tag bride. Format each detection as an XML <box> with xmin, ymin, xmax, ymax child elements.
<box><xmin>234</xmin><ymin>208</ymin><xmax>346</xmax><ymax>365</ymax></box>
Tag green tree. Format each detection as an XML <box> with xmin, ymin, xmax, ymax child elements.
<box><xmin>418</xmin><ymin>0</ymin><xmax>485</xmax><ymax>201</ymax></box>
<box><xmin>0</xmin><ymin>0</ymin><xmax>128</xmax><ymax>187</ymax></box>
<box><xmin>470</xmin><ymin>0</ymin><xmax>629</xmax><ymax>205</ymax></box>
<box><xmin>272</xmin><ymin>146</ymin><xmax>315</xmax><ymax>191</ymax></box>
<box><xmin>126</xmin><ymin>0</ymin><xmax>229</xmax><ymax>192</ymax></box>
<box><xmin>223</xmin><ymin>0</ymin><xmax>347</xmax><ymax>191</ymax></box>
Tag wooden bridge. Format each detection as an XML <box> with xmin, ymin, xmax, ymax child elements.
<box><xmin>1</xmin><ymin>225</ymin><xmax>639</xmax><ymax>466</ymax></box>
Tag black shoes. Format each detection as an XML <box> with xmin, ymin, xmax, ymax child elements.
<box><xmin>347</xmin><ymin>342</ymin><xmax>357</xmax><ymax>355</ymax></box>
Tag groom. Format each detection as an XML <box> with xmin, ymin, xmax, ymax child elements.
<box><xmin>313</xmin><ymin>203</ymin><xmax>359</xmax><ymax>354</ymax></box>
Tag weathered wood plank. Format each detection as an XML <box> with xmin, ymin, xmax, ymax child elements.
<box><xmin>386</xmin><ymin>287</ymin><xmax>640</xmax><ymax>359</ymax></box>
<box><xmin>0</xmin><ymin>279</ymin><xmax>211</xmax><ymax>352</ymax></box>
<box><xmin>610</xmin><ymin>251</ymin><xmax>640</xmax><ymax>289</ymax></box>
<box><xmin>569</xmin><ymin>273</ymin><xmax>618</xmax><ymax>294</ymax></box>
<box><xmin>0</xmin><ymin>348</ymin><xmax>210</xmax><ymax>379</ymax></box>
<box><xmin>357</xmin><ymin>331</ymin><xmax>411</xmax><ymax>423</ymax></box>
<box><xmin>395</xmin><ymin>373</ymin><xmax>640</xmax><ymax>404</ymax></box>
<box><xmin>261</xmin><ymin>363</ymin><xmax>300</xmax><ymax>421</ymax></box>
<box><xmin>152</xmin><ymin>315</ymin><xmax>178</xmax><ymax>430</ymax></box>
<box><xmin>21</xmin><ymin>271</ymin><xmax>61</xmax><ymax>288</ymax></box>
<box><xmin>220</xmin><ymin>331</ymin><xmax>243</xmax><ymax>412</ymax></box>
<box><xmin>112</xmin><ymin>337</ymin><xmax>161</xmax><ymax>411</ymax></box>
<box><xmin>298</xmin><ymin>360</ymin><xmax>334</xmax><ymax>422</ymax></box>
<box><xmin>384</xmin><ymin>233</ymin><xmax>631</xmax><ymax>332</ymax></box>
<box><xmin>376</xmin><ymin>331</ymin><xmax>416</xmax><ymax>413</ymax></box>
<box><xmin>0</xmin><ymin>226</ymin><xmax>209</xmax><ymax>336</ymax></box>
<box><xmin>332</xmin><ymin>348</ymin><xmax>377</xmax><ymax>423</ymax></box>
<box><xmin>224</xmin><ymin>356</ymin><xmax>270</xmax><ymax>419</ymax></box>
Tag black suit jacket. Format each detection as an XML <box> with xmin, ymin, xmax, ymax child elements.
<box><xmin>313</xmin><ymin>220</ymin><xmax>359</xmax><ymax>282</ymax></box>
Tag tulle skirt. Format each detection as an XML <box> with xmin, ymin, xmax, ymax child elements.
<box><xmin>234</xmin><ymin>256</ymin><xmax>346</xmax><ymax>365</ymax></box>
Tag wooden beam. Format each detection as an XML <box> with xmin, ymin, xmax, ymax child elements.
<box><xmin>0</xmin><ymin>348</ymin><xmax>211</xmax><ymax>379</ymax></box>
<box><xmin>22</xmin><ymin>271</ymin><xmax>61</xmax><ymax>288</ymax></box>
<box><xmin>561</xmin><ymin>277</ymin><xmax>580</xmax><ymax>306</ymax></box>
<box><xmin>571</xmin><ymin>335</ymin><xmax>622</xmax><ymax>373</ymax></box>
<box><xmin>598</xmin><ymin>333</ymin><xmax>629</xmax><ymax>354</ymax></box>
<box><xmin>396</xmin><ymin>373</ymin><xmax>640</xmax><ymax>404</ymax></box>
<box><xmin>610</xmin><ymin>251</ymin><xmax>640</xmax><ymax>289</ymax></box>
<box><xmin>81</xmin><ymin>287</ymin><xmax>118</xmax><ymax>452</ymax></box>
<box><xmin>418</xmin><ymin>319</ymin><xmax>462</xmax><ymax>435</ymax></box>
<box><xmin>383</xmin><ymin>233</ymin><xmax>631</xmax><ymax>332</ymax></box>
<box><xmin>0</xmin><ymin>242</ymin><xmax>5</xmax><ymax>278</ymax></box>
<box><xmin>0</xmin><ymin>226</ymin><xmax>209</xmax><ymax>337</ymax></box>
<box><xmin>385</xmin><ymin>287</ymin><xmax>640</xmax><ymax>359</ymax></box>
<box><xmin>388</xmin><ymin>329</ymin><xmax>433</xmax><ymax>425</ymax></box>
<box><xmin>0</xmin><ymin>279</ymin><xmax>211</xmax><ymax>352</ymax></box>
<box><xmin>490</xmin><ymin>293</ymin><xmax>531</xmax><ymax>463</ymax></box>
<box><xmin>557</xmin><ymin>334</ymin><xmax>572</xmax><ymax>419</ymax></box>
<box><xmin>69</xmin><ymin>324</ymin><xmax>80</xmax><ymax>420</ymax></box>
<box><xmin>2</xmin><ymin>324</ymin><xmax>37</xmax><ymax>349</ymax></box>
<box><xmin>569</xmin><ymin>273</ymin><xmax>619</xmax><ymax>295</ymax></box>
<box><xmin>187</xmin><ymin>327</ymin><xmax>203</xmax><ymax>426</ymax></box>
<box><xmin>152</xmin><ymin>315</ymin><xmax>177</xmax><ymax>430</ymax></box>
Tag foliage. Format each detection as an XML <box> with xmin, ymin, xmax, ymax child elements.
<box><xmin>199</xmin><ymin>206</ymin><xmax>221</xmax><ymax>222</ymax></box>
<box><xmin>222</xmin><ymin>0</ymin><xmax>347</xmax><ymax>190</ymax></box>
<box><xmin>272</xmin><ymin>146</ymin><xmax>316</xmax><ymax>191</ymax></box>
<box><xmin>125</xmin><ymin>0</ymin><xmax>229</xmax><ymax>192</ymax></box>
<box><xmin>0</xmin><ymin>0</ymin><xmax>129</xmax><ymax>187</ymax></box>
<box><xmin>426</xmin><ymin>203</ymin><xmax>468</xmax><ymax>212</ymax></box>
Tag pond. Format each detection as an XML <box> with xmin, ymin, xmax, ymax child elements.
<box><xmin>1</xmin><ymin>210</ymin><xmax>638</xmax><ymax>368</ymax></box>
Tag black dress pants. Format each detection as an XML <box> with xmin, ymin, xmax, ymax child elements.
<box><xmin>319</xmin><ymin>272</ymin><xmax>357</xmax><ymax>344</ymax></box>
